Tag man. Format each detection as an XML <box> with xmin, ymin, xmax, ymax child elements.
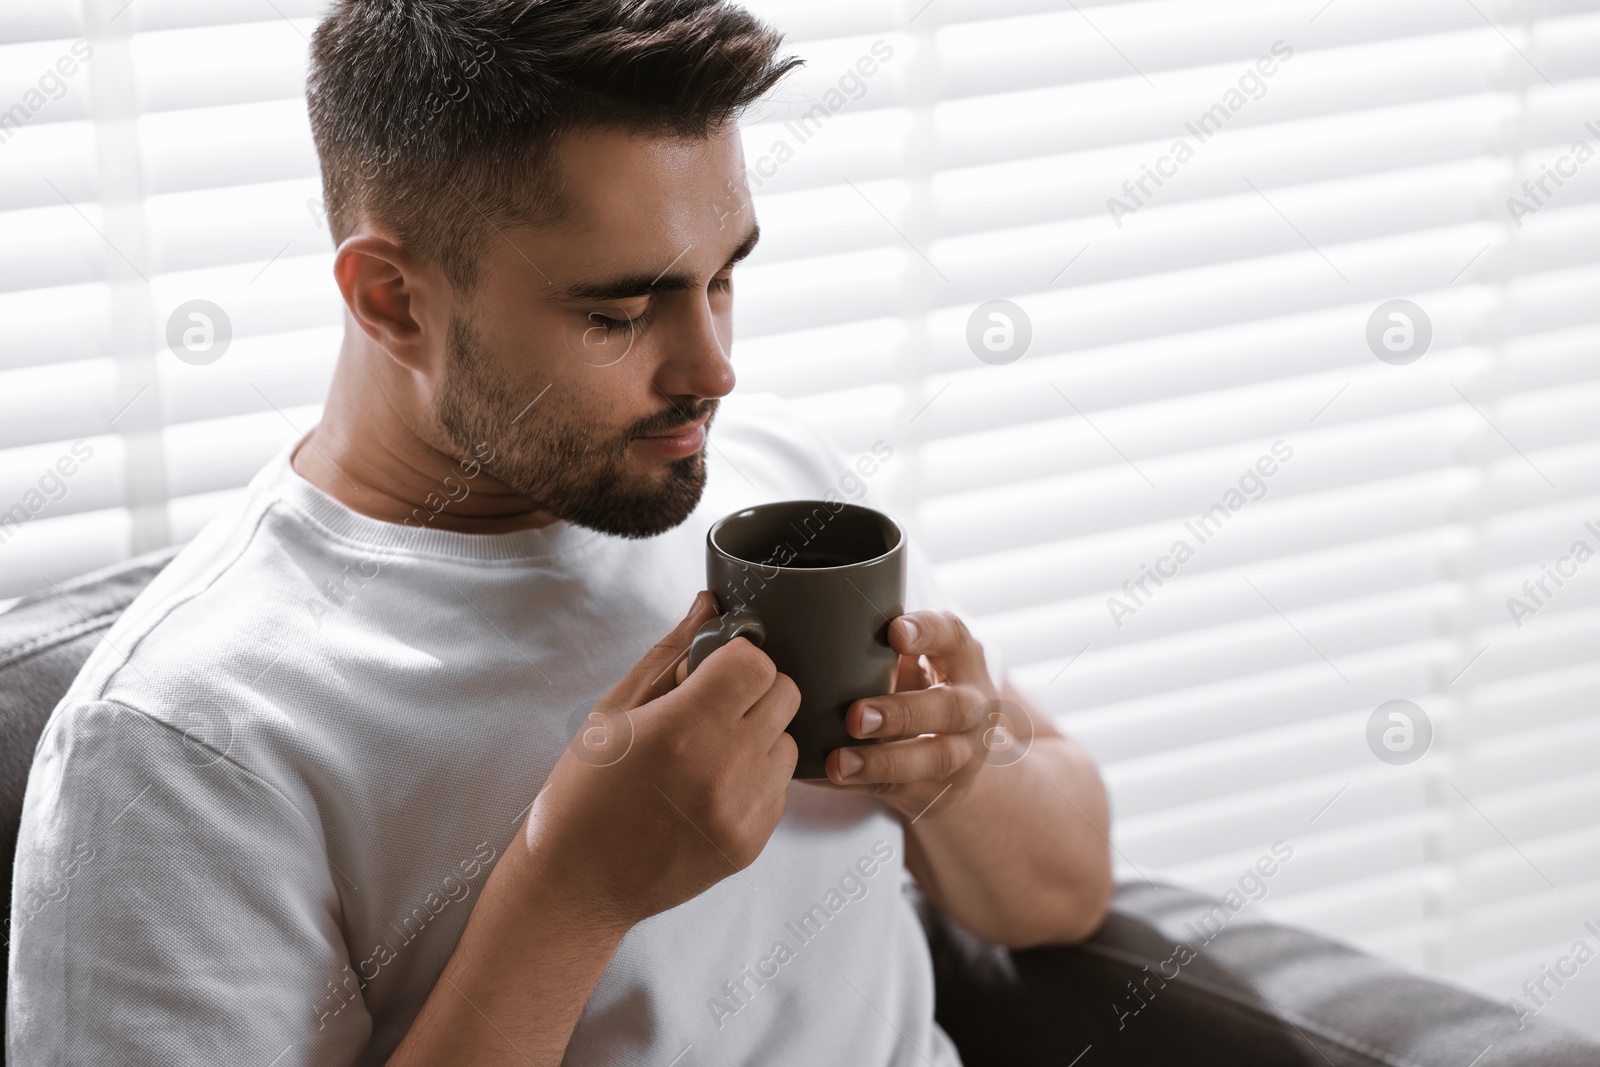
<box><xmin>7</xmin><ymin>1</ymin><xmax>1111</xmax><ymax>1063</ymax></box>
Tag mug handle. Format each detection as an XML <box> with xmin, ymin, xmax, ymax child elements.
<box><xmin>685</xmin><ymin>605</ymin><xmax>766</xmax><ymax>675</ymax></box>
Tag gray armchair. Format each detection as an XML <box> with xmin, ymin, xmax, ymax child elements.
<box><xmin>4</xmin><ymin>551</ymin><xmax>1597</xmax><ymax>1065</ymax></box>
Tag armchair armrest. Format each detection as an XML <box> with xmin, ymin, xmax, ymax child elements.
<box><xmin>919</xmin><ymin>880</ymin><xmax>1600</xmax><ymax>1067</ymax></box>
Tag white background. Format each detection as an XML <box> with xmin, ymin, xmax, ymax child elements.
<box><xmin>1</xmin><ymin>0</ymin><xmax>1598</xmax><ymax>1038</ymax></box>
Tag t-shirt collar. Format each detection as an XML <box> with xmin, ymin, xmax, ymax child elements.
<box><xmin>254</xmin><ymin>436</ymin><xmax>610</xmax><ymax>563</ymax></box>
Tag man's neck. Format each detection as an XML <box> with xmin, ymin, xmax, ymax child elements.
<box><xmin>290</xmin><ymin>337</ymin><xmax>560</xmax><ymax>535</ymax></box>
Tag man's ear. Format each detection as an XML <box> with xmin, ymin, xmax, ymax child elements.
<box><xmin>332</xmin><ymin>234</ymin><xmax>444</xmax><ymax>374</ymax></box>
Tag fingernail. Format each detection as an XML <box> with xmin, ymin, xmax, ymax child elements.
<box><xmin>684</xmin><ymin>591</ymin><xmax>706</xmax><ymax>620</ymax></box>
<box><xmin>837</xmin><ymin>747</ymin><xmax>863</xmax><ymax>780</ymax></box>
<box><xmin>899</xmin><ymin>619</ymin><xmax>920</xmax><ymax>647</ymax></box>
<box><xmin>858</xmin><ymin>705</ymin><xmax>883</xmax><ymax>736</ymax></box>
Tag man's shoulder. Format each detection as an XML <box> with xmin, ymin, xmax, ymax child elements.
<box><xmin>56</xmin><ymin>474</ymin><xmax>341</xmax><ymax>742</ymax></box>
<box><xmin>711</xmin><ymin>391</ymin><xmax>899</xmax><ymax>512</ymax></box>
<box><xmin>709</xmin><ymin>391</ymin><xmax>854</xmax><ymax>500</ymax></box>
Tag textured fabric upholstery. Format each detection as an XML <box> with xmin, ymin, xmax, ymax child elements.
<box><xmin>920</xmin><ymin>882</ymin><xmax>1600</xmax><ymax>1065</ymax></box>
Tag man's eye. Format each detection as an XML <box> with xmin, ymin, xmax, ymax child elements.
<box><xmin>588</xmin><ymin>312</ymin><xmax>636</xmax><ymax>333</ymax></box>
<box><xmin>710</xmin><ymin>275</ymin><xmax>732</xmax><ymax>293</ymax></box>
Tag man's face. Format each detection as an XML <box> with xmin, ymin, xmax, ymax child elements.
<box><xmin>433</xmin><ymin>125</ymin><xmax>755</xmax><ymax>538</ymax></box>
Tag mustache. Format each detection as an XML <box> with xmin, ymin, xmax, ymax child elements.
<box><xmin>629</xmin><ymin>398</ymin><xmax>718</xmax><ymax>439</ymax></box>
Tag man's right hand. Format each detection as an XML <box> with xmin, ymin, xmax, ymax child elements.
<box><xmin>522</xmin><ymin>590</ymin><xmax>800</xmax><ymax>933</ymax></box>
<box><xmin>386</xmin><ymin>593</ymin><xmax>795</xmax><ymax>1066</ymax></box>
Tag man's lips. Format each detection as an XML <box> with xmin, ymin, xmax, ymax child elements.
<box><xmin>633</xmin><ymin>412</ymin><xmax>709</xmax><ymax>457</ymax></box>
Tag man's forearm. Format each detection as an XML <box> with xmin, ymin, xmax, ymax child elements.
<box><xmin>903</xmin><ymin>722</ymin><xmax>1113</xmax><ymax>949</ymax></box>
<box><xmin>385</xmin><ymin>834</ymin><xmax>626</xmax><ymax>1066</ymax></box>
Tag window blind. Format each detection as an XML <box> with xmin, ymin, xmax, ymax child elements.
<box><xmin>1</xmin><ymin>0</ymin><xmax>1597</xmax><ymax>1035</ymax></box>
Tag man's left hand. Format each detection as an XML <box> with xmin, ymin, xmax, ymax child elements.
<box><xmin>823</xmin><ymin>609</ymin><xmax>1024</xmax><ymax>820</ymax></box>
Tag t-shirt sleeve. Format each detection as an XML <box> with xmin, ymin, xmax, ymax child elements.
<box><xmin>7</xmin><ymin>698</ymin><xmax>371</xmax><ymax>1066</ymax></box>
<box><xmin>753</xmin><ymin>395</ymin><xmax>1009</xmax><ymax>695</ymax></box>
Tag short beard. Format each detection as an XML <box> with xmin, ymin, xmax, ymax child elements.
<box><xmin>434</xmin><ymin>313</ymin><xmax>712</xmax><ymax>539</ymax></box>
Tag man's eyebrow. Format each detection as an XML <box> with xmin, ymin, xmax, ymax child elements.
<box><xmin>552</xmin><ymin>223</ymin><xmax>761</xmax><ymax>302</ymax></box>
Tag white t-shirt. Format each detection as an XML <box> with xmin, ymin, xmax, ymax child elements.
<box><xmin>8</xmin><ymin>392</ymin><xmax>991</xmax><ymax>1066</ymax></box>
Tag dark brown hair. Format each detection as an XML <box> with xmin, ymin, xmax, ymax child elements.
<box><xmin>307</xmin><ymin>0</ymin><xmax>798</xmax><ymax>290</ymax></box>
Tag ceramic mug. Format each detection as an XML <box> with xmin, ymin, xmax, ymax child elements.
<box><xmin>684</xmin><ymin>499</ymin><xmax>906</xmax><ymax>780</ymax></box>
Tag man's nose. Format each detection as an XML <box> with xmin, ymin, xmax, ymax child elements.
<box><xmin>654</xmin><ymin>293</ymin><xmax>735</xmax><ymax>400</ymax></box>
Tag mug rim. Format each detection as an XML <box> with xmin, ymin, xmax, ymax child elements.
<box><xmin>707</xmin><ymin>499</ymin><xmax>905</xmax><ymax>571</ymax></box>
